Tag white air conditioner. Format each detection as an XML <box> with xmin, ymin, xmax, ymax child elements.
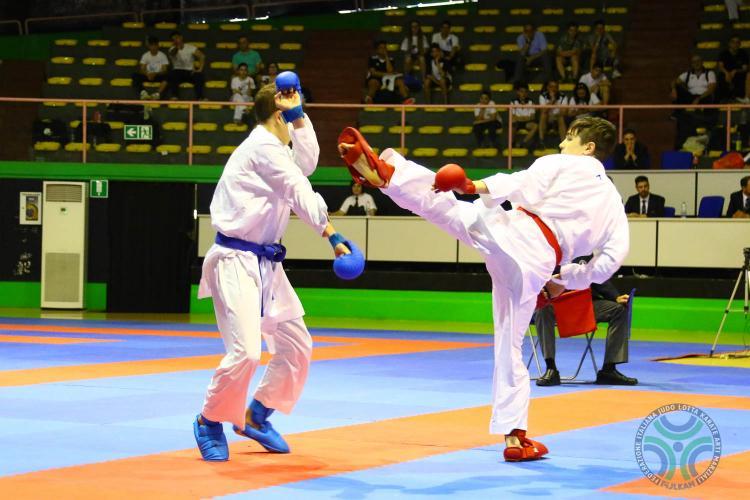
<box><xmin>41</xmin><ymin>181</ymin><xmax>88</xmax><ymax>309</ymax></box>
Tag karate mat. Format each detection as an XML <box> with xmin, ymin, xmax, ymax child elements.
<box><xmin>0</xmin><ymin>315</ymin><xmax>748</xmax><ymax>499</ymax></box>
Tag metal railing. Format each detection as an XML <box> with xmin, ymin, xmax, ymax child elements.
<box><xmin>0</xmin><ymin>19</ymin><xmax>23</xmax><ymax>36</ymax></box>
<box><xmin>1</xmin><ymin>95</ymin><xmax>744</xmax><ymax>168</ymax></box>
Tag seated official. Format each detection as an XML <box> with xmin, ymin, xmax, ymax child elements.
<box><xmin>624</xmin><ymin>175</ymin><xmax>665</xmax><ymax>217</ymax></box>
<box><xmin>726</xmin><ymin>175</ymin><xmax>750</xmax><ymax>218</ymax></box>
<box><xmin>535</xmin><ymin>279</ymin><xmax>637</xmax><ymax>386</ymax></box>
<box><xmin>331</xmin><ymin>182</ymin><xmax>377</xmax><ymax>216</ymax></box>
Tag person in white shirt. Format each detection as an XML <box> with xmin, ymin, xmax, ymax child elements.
<box><xmin>538</xmin><ymin>79</ymin><xmax>567</xmax><ymax>145</ymax></box>
<box><xmin>401</xmin><ymin>19</ymin><xmax>428</xmax><ymax>79</ymax></box>
<box><xmin>167</xmin><ymin>31</ymin><xmax>206</xmax><ymax>100</ymax></box>
<box><xmin>565</xmin><ymin>83</ymin><xmax>601</xmax><ymax>125</ymax></box>
<box><xmin>332</xmin><ymin>182</ymin><xmax>378</xmax><ymax>215</ymax></box>
<box><xmin>510</xmin><ymin>81</ymin><xmax>539</xmax><ymax>149</ymax></box>
<box><xmin>230</xmin><ymin>63</ymin><xmax>256</xmax><ymax>124</ymax></box>
<box><xmin>339</xmin><ymin>116</ymin><xmax>628</xmax><ymax>462</ymax></box>
<box><xmin>194</xmin><ymin>81</ymin><xmax>354</xmax><ymax>461</ymax></box>
<box><xmin>424</xmin><ymin>43</ymin><xmax>451</xmax><ymax>104</ymax></box>
<box><xmin>579</xmin><ymin>64</ymin><xmax>611</xmax><ymax>105</ymax></box>
<box><xmin>670</xmin><ymin>55</ymin><xmax>718</xmax><ymax>149</ymax></box>
<box><xmin>133</xmin><ymin>36</ymin><xmax>169</xmax><ymax>99</ymax></box>
<box><xmin>431</xmin><ymin>20</ymin><xmax>461</xmax><ymax>73</ymax></box>
<box><xmin>473</xmin><ymin>89</ymin><xmax>502</xmax><ymax>148</ymax></box>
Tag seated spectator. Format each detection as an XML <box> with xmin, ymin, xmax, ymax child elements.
<box><xmin>331</xmin><ymin>182</ymin><xmax>377</xmax><ymax>216</ymax></box>
<box><xmin>535</xmin><ymin>275</ymin><xmax>637</xmax><ymax>387</ymax></box>
<box><xmin>232</xmin><ymin>35</ymin><xmax>264</xmax><ymax>80</ymax></box>
<box><xmin>431</xmin><ymin>20</ymin><xmax>462</xmax><ymax>73</ymax></box>
<box><xmin>726</xmin><ymin>175</ymin><xmax>750</xmax><ymax>218</ymax></box>
<box><xmin>259</xmin><ymin>61</ymin><xmax>279</xmax><ymax>86</ymax></box>
<box><xmin>513</xmin><ymin>23</ymin><xmax>551</xmax><ymax>83</ymax></box>
<box><xmin>579</xmin><ymin>64</ymin><xmax>611</xmax><ymax>105</ymax></box>
<box><xmin>401</xmin><ymin>20</ymin><xmax>428</xmax><ymax>80</ymax></box>
<box><xmin>612</xmin><ymin>128</ymin><xmax>651</xmax><ymax>169</ymax></box>
<box><xmin>726</xmin><ymin>0</ymin><xmax>741</xmax><ymax>21</ymax></box>
<box><xmin>473</xmin><ymin>89</ymin><xmax>502</xmax><ymax>148</ymax></box>
<box><xmin>624</xmin><ymin>175</ymin><xmax>665</xmax><ymax>217</ymax></box>
<box><xmin>510</xmin><ymin>81</ymin><xmax>539</xmax><ymax>149</ymax></box>
<box><xmin>588</xmin><ymin>19</ymin><xmax>620</xmax><ymax>78</ymax></box>
<box><xmin>133</xmin><ymin>36</ymin><xmax>169</xmax><ymax>100</ymax></box>
<box><xmin>670</xmin><ymin>55</ymin><xmax>718</xmax><ymax>149</ymax></box>
<box><xmin>230</xmin><ymin>63</ymin><xmax>255</xmax><ymax>125</ymax></box>
<box><xmin>538</xmin><ymin>79</ymin><xmax>567</xmax><ymax>145</ymax></box>
<box><xmin>365</xmin><ymin>40</ymin><xmax>413</xmax><ymax>104</ymax></box>
<box><xmin>718</xmin><ymin>35</ymin><xmax>749</xmax><ymax>102</ymax></box>
<box><xmin>424</xmin><ymin>43</ymin><xmax>451</xmax><ymax>104</ymax></box>
<box><xmin>167</xmin><ymin>31</ymin><xmax>205</xmax><ymax>100</ymax></box>
<box><xmin>565</xmin><ymin>82</ymin><xmax>601</xmax><ymax>124</ymax></box>
<box><xmin>555</xmin><ymin>22</ymin><xmax>582</xmax><ymax>81</ymax></box>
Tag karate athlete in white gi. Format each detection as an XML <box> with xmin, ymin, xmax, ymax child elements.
<box><xmin>194</xmin><ymin>76</ymin><xmax>356</xmax><ymax>462</ymax></box>
<box><xmin>339</xmin><ymin>116</ymin><xmax>629</xmax><ymax>462</ymax></box>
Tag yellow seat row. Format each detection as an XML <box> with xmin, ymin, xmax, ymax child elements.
<box><xmin>34</xmin><ymin>142</ymin><xmax>238</xmax><ymax>154</ymax></box>
<box><xmin>382</xmin><ymin>24</ymin><xmax>622</xmax><ymax>34</ymax></box>
<box><xmin>120</xmin><ymin>21</ymin><xmax>303</xmax><ymax>31</ymax></box>
<box><xmin>382</xmin><ymin>6</ymin><xmax>627</xmax><ymax>17</ymax></box>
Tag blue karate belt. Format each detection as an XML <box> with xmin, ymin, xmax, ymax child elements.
<box><xmin>215</xmin><ymin>233</ymin><xmax>286</xmax><ymax>262</ymax></box>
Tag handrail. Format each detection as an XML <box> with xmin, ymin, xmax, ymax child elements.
<box><xmin>2</xmin><ymin>96</ymin><xmax>742</xmax><ymax>168</ymax></box>
<box><xmin>0</xmin><ymin>19</ymin><xmax>23</xmax><ymax>36</ymax></box>
<box><xmin>140</xmin><ymin>4</ymin><xmax>251</xmax><ymax>23</ymax></box>
<box><xmin>25</xmin><ymin>11</ymin><xmax>138</xmax><ymax>35</ymax></box>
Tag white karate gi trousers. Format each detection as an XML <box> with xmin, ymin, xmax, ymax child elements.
<box><xmin>231</xmin><ymin>94</ymin><xmax>251</xmax><ymax>122</ymax></box>
<box><xmin>380</xmin><ymin>149</ymin><xmax>556</xmax><ymax>435</ymax></box>
<box><xmin>199</xmin><ymin>250</ymin><xmax>312</xmax><ymax>429</ymax></box>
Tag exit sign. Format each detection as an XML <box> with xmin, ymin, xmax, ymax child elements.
<box><xmin>124</xmin><ymin>124</ymin><xmax>153</xmax><ymax>140</ymax></box>
<box><xmin>90</xmin><ymin>179</ymin><xmax>109</xmax><ymax>198</ymax></box>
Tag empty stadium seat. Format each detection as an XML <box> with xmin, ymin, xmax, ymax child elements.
<box><xmin>661</xmin><ymin>151</ymin><xmax>693</xmax><ymax>169</ymax></box>
<box><xmin>697</xmin><ymin>196</ymin><xmax>725</xmax><ymax>218</ymax></box>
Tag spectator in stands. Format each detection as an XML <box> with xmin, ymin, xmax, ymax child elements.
<box><xmin>579</xmin><ymin>64</ymin><xmax>611</xmax><ymax>105</ymax></box>
<box><xmin>612</xmin><ymin>128</ymin><xmax>651</xmax><ymax>169</ymax></box>
<box><xmin>231</xmin><ymin>63</ymin><xmax>255</xmax><ymax>125</ymax></box>
<box><xmin>565</xmin><ymin>83</ymin><xmax>601</xmax><ymax>125</ymax></box>
<box><xmin>510</xmin><ymin>81</ymin><xmax>539</xmax><ymax>149</ymax></box>
<box><xmin>538</xmin><ymin>79</ymin><xmax>567</xmax><ymax>145</ymax></box>
<box><xmin>424</xmin><ymin>43</ymin><xmax>451</xmax><ymax>104</ymax></box>
<box><xmin>726</xmin><ymin>175</ymin><xmax>750</xmax><ymax>217</ymax></box>
<box><xmin>133</xmin><ymin>36</ymin><xmax>169</xmax><ymax>100</ymax></box>
<box><xmin>365</xmin><ymin>40</ymin><xmax>413</xmax><ymax>104</ymax></box>
<box><xmin>259</xmin><ymin>62</ymin><xmax>279</xmax><ymax>86</ymax></box>
<box><xmin>232</xmin><ymin>35</ymin><xmax>264</xmax><ymax>80</ymax></box>
<box><xmin>555</xmin><ymin>22</ymin><xmax>582</xmax><ymax>82</ymax></box>
<box><xmin>718</xmin><ymin>35</ymin><xmax>749</xmax><ymax>102</ymax></box>
<box><xmin>588</xmin><ymin>20</ymin><xmax>620</xmax><ymax>78</ymax></box>
<box><xmin>513</xmin><ymin>23</ymin><xmax>551</xmax><ymax>83</ymax></box>
<box><xmin>624</xmin><ymin>175</ymin><xmax>666</xmax><ymax>217</ymax></box>
<box><xmin>331</xmin><ymin>182</ymin><xmax>377</xmax><ymax>216</ymax></box>
<box><xmin>670</xmin><ymin>55</ymin><xmax>718</xmax><ymax>149</ymax></box>
<box><xmin>726</xmin><ymin>0</ymin><xmax>741</xmax><ymax>21</ymax></box>
<box><xmin>401</xmin><ymin>20</ymin><xmax>428</xmax><ymax>80</ymax></box>
<box><xmin>167</xmin><ymin>31</ymin><xmax>206</xmax><ymax>100</ymax></box>
<box><xmin>432</xmin><ymin>20</ymin><xmax>462</xmax><ymax>73</ymax></box>
<box><xmin>473</xmin><ymin>89</ymin><xmax>502</xmax><ymax>148</ymax></box>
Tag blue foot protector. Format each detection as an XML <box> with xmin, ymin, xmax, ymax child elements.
<box><xmin>232</xmin><ymin>399</ymin><xmax>290</xmax><ymax>453</ymax></box>
<box><xmin>193</xmin><ymin>414</ymin><xmax>229</xmax><ymax>461</ymax></box>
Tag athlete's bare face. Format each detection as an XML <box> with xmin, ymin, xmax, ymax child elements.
<box><xmin>559</xmin><ymin>131</ymin><xmax>595</xmax><ymax>156</ymax></box>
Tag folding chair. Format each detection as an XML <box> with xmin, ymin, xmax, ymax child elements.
<box><xmin>526</xmin><ymin>288</ymin><xmax>598</xmax><ymax>382</ymax></box>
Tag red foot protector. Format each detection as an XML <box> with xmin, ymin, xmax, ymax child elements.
<box><xmin>503</xmin><ymin>429</ymin><xmax>549</xmax><ymax>462</ymax></box>
<box><xmin>338</xmin><ymin>127</ymin><xmax>394</xmax><ymax>188</ymax></box>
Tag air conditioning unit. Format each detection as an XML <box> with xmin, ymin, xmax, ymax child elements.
<box><xmin>41</xmin><ymin>181</ymin><xmax>88</xmax><ymax>309</ymax></box>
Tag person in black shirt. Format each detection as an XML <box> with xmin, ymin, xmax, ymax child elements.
<box><xmin>718</xmin><ymin>35</ymin><xmax>750</xmax><ymax>101</ymax></box>
<box><xmin>612</xmin><ymin>129</ymin><xmax>651</xmax><ymax>169</ymax></box>
<box><xmin>364</xmin><ymin>40</ymin><xmax>413</xmax><ymax>104</ymax></box>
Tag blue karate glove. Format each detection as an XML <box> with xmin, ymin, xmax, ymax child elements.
<box><xmin>329</xmin><ymin>233</ymin><xmax>365</xmax><ymax>280</ymax></box>
<box><xmin>276</xmin><ymin>71</ymin><xmax>304</xmax><ymax>122</ymax></box>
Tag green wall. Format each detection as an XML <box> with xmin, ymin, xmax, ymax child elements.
<box><xmin>0</xmin><ymin>281</ymin><xmax>106</xmax><ymax>309</ymax></box>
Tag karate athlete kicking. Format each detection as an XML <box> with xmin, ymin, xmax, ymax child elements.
<box><xmin>339</xmin><ymin>116</ymin><xmax>629</xmax><ymax>462</ymax></box>
<box><xmin>194</xmin><ymin>72</ymin><xmax>360</xmax><ymax>461</ymax></box>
